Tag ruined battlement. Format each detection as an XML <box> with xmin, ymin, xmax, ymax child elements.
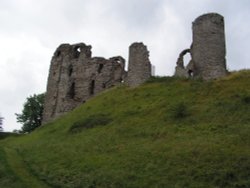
<box><xmin>54</xmin><ymin>43</ymin><xmax>92</xmax><ymax>59</ymax></box>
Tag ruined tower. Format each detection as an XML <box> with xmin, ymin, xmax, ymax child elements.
<box><xmin>43</xmin><ymin>42</ymin><xmax>152</xmax><ymax>124</ymax></box>
<box><xmin>192</xmin><ymin>13</ymin><xmax>227</xmax><ymax>80</ymax></box>
<box><xmin>175</xmin><ymin>13</ymin><xmax>227</xmax><ymax>80</ymax></box>
<box><xmin>126</xmin><ymin>42</ymin><xmax>152</xmax><ymax>87</ymax></box>
<box><xmin>43</xmin><ymin>43</ymin><xmax>126</xmax><ymax>124</ymax></box>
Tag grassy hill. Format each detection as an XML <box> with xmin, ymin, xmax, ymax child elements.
<box><xmin>0</xmin><ymin>132</ymin><xmax>19</xmax><ymax>140</ymax></box>
<box><xmin>1</xmin><ymin>70</ymin><xmax>250</xmax><ymax>188</ymax></box>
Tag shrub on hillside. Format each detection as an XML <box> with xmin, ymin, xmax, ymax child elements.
<box><xmin>241</xmin><ymin>95</ymin><xmax>250</xmax><ymax>104</ymax></box>
<box><xmin>170</xmin><ymin>102</ymin><xmax>190</xmax><ymax>120</ymax></box>
<box><xmin>69</xmin><ymin>114</ymin><xmax>112</xmax><ymax>133</ymax></box>
<box><xmin>146</xmin><ymin>76</ymin><xmax>178</xmax><ymax>83</ymax></box>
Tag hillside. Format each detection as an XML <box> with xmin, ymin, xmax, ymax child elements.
<box><xmin>1</xmin><ymin>70</ymin><xmax>250</xmax><ymax>188</ymax></box>
<box><xmin>0</xmin><ymin>132</ymin><xmax>19</xmax><ymax>140</ymax></box>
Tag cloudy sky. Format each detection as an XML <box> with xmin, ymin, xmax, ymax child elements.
<box><xmin>0</xmin><ymin>0</ymin><xmax>250</xmax><ymax>132</ymax></box>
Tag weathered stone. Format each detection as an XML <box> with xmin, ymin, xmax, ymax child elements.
<box><xmin>43</xmin><ymin>43</ymin><xmax>126</xmax><ymax>124</ymax></box>
<box><xmin>126</xmin><ymin>42</ymin><xmax>152</xmax><ymax>87</ymax></box>
<box><xmin>174</xmin><ymin>49</ymin><xmax>191</xmax><ymax>78</ymax></box>
<box><xmin>175</xmin><ymin>66</ymin><xmax>189</xmax><ymax>78</ymax></box>
<box><xmin>192</xmin><ymin>13</ymin><xmax>227</xmax><ymax>80</ymax></box>
<box><xmin>175</xmin><ymin>13</ymin><xmax>228</xmax><ymax>80</ymax></box>
<box><xmin>43</xmin><ymin>42</ymin><xmax>152</xmax><ymax>124</ymax></box>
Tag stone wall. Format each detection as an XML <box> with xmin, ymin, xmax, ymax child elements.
<box><xmin>175</xmin><ymin>13</ymin><xmax>227</xmax><ymax>80</ymax></box>
<box><xmin>192</xmin><ymin>13</ymin><xmax>227</xmax><ymax>80</ymax></box>
<box><xmin>43</xmin><ymin>43</ymin><xmax>126</xmax><ymax>124</ymax></box>
<box><xmin>174</xmin><ymin>49</ymin><xmax>192</xmax><ymax>78</ymax></box>
<box><xmin>126</xmin><ymin>42</ymin><xmax>152</xmax><ymax>87</ymax></box>
<box><xmin>43</xmin><ymin>12</ymin><xmax>228</xmax><ymax>124</ymax></box>
<box><xmin>43</xmin><ymin>42</ymin><xmax>152</xmax><ymax>124</ymax></box>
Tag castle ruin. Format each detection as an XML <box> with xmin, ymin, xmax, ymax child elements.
<box><xmin>126</xmin><ymin>43</ymin><xmax>151</xmax><ymax>87</ymax></box>
<box><xmin>43</xmin><ymin>42</ymin><xmax>151</xmax><ymax>123</ymax></box>
<box><xmin>43</xmin><ymin>13</ymin><xmax>228</xmax><ymax>124</ymax></box>
<box><xmin>175</xmin><ymin>13</ymin><xmax>227</xmax><ymax>80</ymax></box>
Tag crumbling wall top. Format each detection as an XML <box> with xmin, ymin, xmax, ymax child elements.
<box><xmin>126</xmin><ymin>42</ymin><xmax>151</xmax><ymax>87</ymax></box>
<box><xmin>193</xmin><ymin>13</ymin><xmax>224</xmax><ymax>25</ymax></box>
<box><xmin>53</xmin><ymin>43</ymin><xmax>92</xmax><ymax>60</ymax></box>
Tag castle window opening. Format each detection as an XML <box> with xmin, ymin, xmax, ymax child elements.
<box><xmin>74</xmin><ymin>46</ymin><xmax>81</xmax><ymax>58</ymax></box>
<box><xmin>68</xmin><ymin>82</ymin><xmax>76</xmax><ymax>99</ymax></box>
<box><xmin>90</xmin><ymin>80</ymin><xmax>95</xmax><ymax>95</ymax></box>
<box><xmin>56</xmin><ymin>51</ymin><xmax>61</xmax><ymax>57</ymax></box>
<box><xmin>183</xmin><ymin>52</ymin><xmax>191</xmax><ymax>68</ymax></box>
<box><xmin>68</xmin><ymin>64</ymin><xmax>73</xmax><ymax>77</ymax></box>
<box><xmin>98</xmin><ymin>64</ymin><xmax>104</xmax><ymax>73</ymax></box>
<box><xmin>116</xmin><ymin>59</ymin><xmax>121</xmax><ymax>64</ymax></box>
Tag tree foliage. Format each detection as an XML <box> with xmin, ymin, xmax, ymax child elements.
<box><xmin>16</xmin><ymin>93</ymin><xmax>45</xmax><ymax>133</ymax></box>
<box><xmin>0</xmin><ymin>115</ymin><xmax>3</xmax><ymax>132</ymax></box>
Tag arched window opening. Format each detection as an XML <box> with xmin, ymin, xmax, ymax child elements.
<box><xmin>183</xmin><ymin>53</ymin><xmax>191</xmax><ymax>68</ymax></box>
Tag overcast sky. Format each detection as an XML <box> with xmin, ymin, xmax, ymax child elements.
<box><xmin>0</xmin><ymin>0</ymin><xmax>250</xmax><ymax>132</ymax></box>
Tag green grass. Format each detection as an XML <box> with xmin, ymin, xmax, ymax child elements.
<box><xmin>69</xmin><ymin>113</ymin><xmax>113</xmax><ymax>133</ymax></box>
<box><xmin>1</xmin><ymin>70</ymin><xmax>250</xmax><ymax>187</ymax></box>
<box><xmin>0</xmin><ymin>147</ymin><xmax>26</xmax><ymax>188</ymax></box>
<box><xmin>0</xmin><ymin>132</ymin><xmax>20</xmax><ymax>140</ymax></box>
<box><xmin>4</xmin><ymin>148</ymin><xmax>50</xmax><ymax>188</ymax></box>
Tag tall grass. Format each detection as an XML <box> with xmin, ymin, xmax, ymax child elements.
<box><xmin>0</xmin><ymin>148</ymin><xmax>26</xmax><ymax>188</ymax></box>
<box><xmin>1</xmin><ymin>70</ymin><xmax>250</xmax><ymax>187</ymax></box>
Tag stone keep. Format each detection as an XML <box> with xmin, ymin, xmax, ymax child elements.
<box><xmin>43</xmin><ymin>43</ymin><xmax>126</xmax><ymax>124</ymax></box>
<box><xmin>126</xmin><ymin>42</ymin><xmax>152</xmax><ymax>87</ymax></box>
<box><xmin>175</xmin><ymin>13</ymin><xmax>227</xmax><ymax>80</ymax></box>
<box><xmin>43</xmin><ymin>42</ymin><xmax>152</xmax><ymax>124</ymax></box>
<box><xmin>192</xmin><ymin>13</ymin><xmax>227</xmax><ymax>80</ymax></box>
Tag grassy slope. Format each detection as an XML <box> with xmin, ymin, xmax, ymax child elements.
<box><xmin>0</xmin><ymin>133</ymin><xmax>27</xmax><ymax>187</ymax></box>
<box><xmin>1</xmin><ymin>70</ymin><xmax>250</xmax><ymax>188</ymax></box>
<box><xmin>0</xmin><ymin>132</ymin><xmax>20</xmax><ymax>140</ymax></box>
<box><xmin>0</xmin><ymin>148</ymin><xmax>26</xmax><ymax>188</ymax></box>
